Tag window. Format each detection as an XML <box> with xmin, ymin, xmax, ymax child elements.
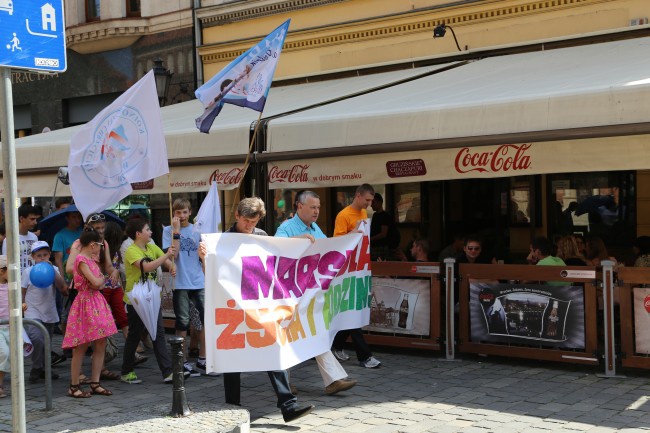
<box><xmin>86</xmin><ymin>0</ymin><xmax>100</xmax><ymax>22</ymax></box>
<box><xmin>547</xmin><ymin>171</ymin><xmax>635</xmax><ymax>248</ymax></box>
<box><xmin>126</xmin><ymin>0</ymin><xmax>141</xmax><ymax>17</ymax></box>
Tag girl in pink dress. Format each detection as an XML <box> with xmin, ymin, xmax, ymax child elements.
<box><xmin>62</xmin><ymin>229</ymin><xmax>118</xmax><ymax>398</ymax></box>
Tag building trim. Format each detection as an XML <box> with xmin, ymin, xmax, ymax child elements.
<box><xmin>198</xmin><ymin>0</ymin><xmax>610</xmax><ymax>64</ymax></box>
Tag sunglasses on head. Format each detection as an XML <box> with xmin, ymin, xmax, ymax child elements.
<box><xmin>87</xmin><ymin>214</ymin><xmax>105</xmax><ymax>223</ymax></box>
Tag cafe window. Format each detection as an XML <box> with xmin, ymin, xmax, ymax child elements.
<box><xmin>509</xmin><ymin>176</ymin><xmax>541</xmax><ymax>226</ymax></box>
<box><xmin>547</xmin><ymin>171</ymin><xmax>635</xmax><ymax>247</ymax></box>
<box><xmin>393</xmin><ymin>183</ymin><xmax>420</xmax><ymax>223</ymax></box>
<box><xmin>126</xmin><ymin>0</ymin><xmax>141</xmax><ymax>17</ymax></box>
<box><xmin>86</xmin><ymin>0</ymin><xmax>100</xmax><ymax>22</ymax></box>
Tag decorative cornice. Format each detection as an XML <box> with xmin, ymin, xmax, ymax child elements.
<box><xmin>198</xmin><ymin>0</ymin><xmax>348</xmax><ymax>28</ymax></box>
<box><xmin>200</xmin><ymin>0</ymin><xmax>596</xmax><ymax>64</ymax></box>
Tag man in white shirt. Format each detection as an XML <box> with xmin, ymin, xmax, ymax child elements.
<box><xmin>2</xmin><ymin>204</ymin><xmax>40</xmax><ymax>270</ymax></box>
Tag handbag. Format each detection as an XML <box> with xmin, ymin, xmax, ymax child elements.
<box><xmin>103</xmin><ymin>335</ymin><xmax>119</xmax><ymax>363</ymax></box>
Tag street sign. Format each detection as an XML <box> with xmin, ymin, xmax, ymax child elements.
<box><xmin>0</xmin><ymin>0</ymin><xmax>66</xmax><ymax>72</ymax></box>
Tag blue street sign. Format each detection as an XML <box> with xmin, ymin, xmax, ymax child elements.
<box><xmin>0</xmin><ymin>0</ymin><xmax>66</xmax><ymax>72</ymax></box>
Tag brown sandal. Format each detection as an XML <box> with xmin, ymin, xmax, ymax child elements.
<box><xmin>100</xmin><ymin>369</ymin><xmax>120</xmax><ymax>380</ymax></box>
<box><xmin>90</xmin><ymin>382</ymin><xmax>112</xmax><ymax>396</ymax></box>
<box><xmin>79</xmin><ymin>374</ymin><xmax>92</xmax><ymax>384</ymax></box>
<box><xmin>68</xmin><ymin>384</ymin><xmax>91</xmax><ymax>398</ymax></box>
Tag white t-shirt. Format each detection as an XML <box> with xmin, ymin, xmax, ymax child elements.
<box><xmin>22</xmin><ymin>264</ymin><xmax>61</xmax><ymax>324</ymax></box>
<box><xmin>2</xmin><ymin>232</ymin><xmax>39</xmax><ymax>270</ymax></box>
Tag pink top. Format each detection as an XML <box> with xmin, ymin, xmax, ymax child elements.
<box><xmin>0</xmin><ymin>282</ymin><xmax>8</xmax><ymax>321</ymax></box>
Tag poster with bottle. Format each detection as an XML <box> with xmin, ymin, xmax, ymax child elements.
<box><xmin>470</xmin><ymin>282</ymin><xmax>585</xmax><ymax>349</ymax></box>
<box><xmin>364</xmin><ymin>277</ymin><xmax>430</xmax><ymax>336</ymax></box>
<box><xmin>633</xmin><ymin>287</ymin><xmax>650</xmax><ymax>354</ymax></box>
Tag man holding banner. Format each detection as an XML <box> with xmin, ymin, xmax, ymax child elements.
<box><xmin>332</xmin><ymin>184</ymin><xmax>382</xmax><ymax>369</ymax></box>
<box><xmin>204</xmin><ymin>197</ymin><xmax>315</xmax><ymax>423</ymax></box>
<box><xmin>275</xmin><ymin>191</ymin><xmax>358</xmax><ymax>395</ymax></box>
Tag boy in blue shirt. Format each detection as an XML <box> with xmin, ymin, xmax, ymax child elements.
<box><xmin>163</xmin><ymin>198</ymin><xmax>206</xmax><ymax>376</ymax></box>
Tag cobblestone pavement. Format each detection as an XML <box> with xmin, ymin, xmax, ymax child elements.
<box><xmin>2</xmin><ymin>333</ymin><xmax>650</xmax><ymax>432</ymax></box>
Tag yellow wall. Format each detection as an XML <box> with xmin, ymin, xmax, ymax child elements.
<box><xmin>199</xmin><ymin>0</ymin><xmax>650</xmax><ymax>80</ymax></box>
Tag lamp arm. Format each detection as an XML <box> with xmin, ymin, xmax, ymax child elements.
<box><xmin>448</xmin><ymin>26</ymin><xmax>462</xmax><ymax>52</ymax></box>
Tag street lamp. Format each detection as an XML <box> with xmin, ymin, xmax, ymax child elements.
<box><xmin>152</xmin><ymin>58</ymin><xmax>173</xmax><ymax>106</ymax></box>
<box><xmin>433</xmin><ymin>24</ymin><xmax>462</xmax><ymax>52</ymax></box>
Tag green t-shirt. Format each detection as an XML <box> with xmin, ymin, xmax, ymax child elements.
<box><xmin>123</xmin><ymin>243</ymin><xmax>165</xmax><ymax>304</ymax></box>
<box><xmin>537</xmin><ymin>255</ymin><xmax>566</xmax><ymax>286</ymax></box>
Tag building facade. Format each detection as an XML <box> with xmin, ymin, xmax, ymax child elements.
<box><xmin>194</xmin><ymin>0</ymin><xmax>650</xmax><ymax>262</ymax></box>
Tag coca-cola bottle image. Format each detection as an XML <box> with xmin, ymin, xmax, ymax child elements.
<box><xmin>398</xmin><ymin>294</ymin><xmax>409</xmax><ymax>328</ymax></box>
<box><xmin>546</xmin><ymin>301</ymin><xmax>559</xmax><ymax>337</ymax></box>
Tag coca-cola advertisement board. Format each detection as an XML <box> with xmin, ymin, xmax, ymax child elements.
<box><xmin>470</xmin><ymin>282</ymin><xmax>585</xmax><ymax>349</ymax></box>
<box><xmin>633</xmin><ymin>287</ymin><xmax>650</xmax><ymax>354</ymax></box>
<box><xmin>364</xmin><ymin>277</ymin><xmax>431</xmax><ymax>336</ymax></box>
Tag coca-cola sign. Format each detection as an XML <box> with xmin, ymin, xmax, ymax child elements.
<box><xmin>268</xmin><ymin>164</ymin><xmax>310</xmax><ymax>184</ymax></box>
<box><xmin>386</xmin><ymin>159</ymin><xmax>426</xmax><ymax>178</ymax></box>
<box><xmin>454</xmin><ymin>144</ymin><xmax>532</xmax><ymax>174</ymax></box>
<box><xmin>209</xmin><ymin>168</ymin><xmax>244</xmax><ymax>185</ymax></box>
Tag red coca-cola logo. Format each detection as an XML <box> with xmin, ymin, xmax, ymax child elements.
<box><xmin>209</xmin><ymin>168</ymin><xmax>244</xmax><ymax>185</ymax></box>
<box><xmin>644</xmin><ymin>295</ymin><xmax>650</xmax><ymax>313</ymax></box>
<box><xmin>454</xmin><ymin>144</ymin><xmax>532</xmax><ymax>174</ymax></box>
<box><xmin>268</xmin><ymin>164</ymin><xmax>310</xmax><ymax>183</ymax></box>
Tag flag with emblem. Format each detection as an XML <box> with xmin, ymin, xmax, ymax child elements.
<box><xmin>68</xmin><ymin>70</ymin><xmax>169</xmax><ymax>220</ymax></box>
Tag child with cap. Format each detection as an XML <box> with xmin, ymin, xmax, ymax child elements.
<box><xmin>21</xmin><ymin>241</ymin><xmax>67</xmax><ymax>383</ymax></box>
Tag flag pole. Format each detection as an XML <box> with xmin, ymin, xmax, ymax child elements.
<box><xmin>229</xmin><ymin>111</ymin><xmax>264</xmax><ymax>220</ymax></box>
<box><xmin>168</xmin><ymin>173</ymin><xmax>175</xmax><ymax>291</ymax></box>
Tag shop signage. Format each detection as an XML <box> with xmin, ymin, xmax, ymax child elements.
<box><xmin>268</xmin><ymin>164</ymin><xmax>310</xmax><ymax>184</ymax></box>
<box><xmin>386</xmin><ymin>159</ymin><xmax>427</xmax><ymax>178</ymax></box>
<box><xmin>455</xmin><ymin>143</ymin><xmax>532</xmax><ymax>174</ymax></box>
<box><xmin>634</xmin><ymin>288</ymin><xmax>650</xmax><ymax>353</ymax></box>
<box><xmin>209</xmin><ymin>167</ymin><xmax>244</xmax><ymax>186</ymax></box>
<box><xmin>131</xmin><ymin>180</ymin><xmax>154</xmax><ymax>190</ymax></box>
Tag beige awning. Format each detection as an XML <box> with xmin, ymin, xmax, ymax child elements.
<box><xmin>1</xmin><ymin>63</ymin><xmax>452</xmax><ymax>196</ymax></box>
<box><xmin>266</xmin><ymin>37</ymin><xmax>650</xmax><ymax>164</ymax></box>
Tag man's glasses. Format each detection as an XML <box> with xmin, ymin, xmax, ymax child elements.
<box><xmin>466</xmin><ymin>246</ymin><xmax>481</xmax><ymax>251</ymax></box>
<box><xmin>87</xmin><ymin>214</ymin><xmax>105</xmax><ymax>223</ymax></box>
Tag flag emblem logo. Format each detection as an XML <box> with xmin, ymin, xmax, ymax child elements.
<box><xmin>81</xmin><ymin>106</ymin><xmax>149</xmax><ymax>189</ymax></box>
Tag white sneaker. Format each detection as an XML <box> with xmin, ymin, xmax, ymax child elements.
<box><xmin>333</xmin><ymin>350</ymin><xmax>350</xmax><ymax>361</ymax></box>
<box><xmin>361</xmin><ymin>356</ymin><xmax>381</xmax><ymax>368</ymax></box>
<box><xmin>164</xmin><ymin>370</ymin><xmax>191</xmax><ymax>383</ymax></box>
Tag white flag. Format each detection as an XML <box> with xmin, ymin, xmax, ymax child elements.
<box><xmin>68</xmin><ymin>70</ymin><xmax>169</xmax><ymax>220</ymax></box>
<box><xmin>194</xmin><ymin>181</ymin><xmax>222</xmax><ymax>234</ymax></box>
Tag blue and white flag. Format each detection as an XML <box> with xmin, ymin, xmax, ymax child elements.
<box><xmin>68</xmin><ymin>70</ymin><xmax>169</xmax><ymax>220</ymax></box>
<box><xmin>194</xmin><ymin>181</ymin><xmax>222</xmax><ymax>234</ymax></box>
<box><xmin>195</xmin><ymin>19</ymin><xmax>290</xmax><ymax>133</ymax></box>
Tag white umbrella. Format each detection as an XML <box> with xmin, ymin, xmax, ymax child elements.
<box><xmin>128</xmin><ymin>277</ymin><xmax>162</xmax><ymax>340</ymax></box>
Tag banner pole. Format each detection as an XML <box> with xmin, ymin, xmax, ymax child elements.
<box><xmin>168</xmin><ymin>173</ymin><xmax>175</xmax><ymax>291</ymax></box>
<box><xmin>229</xmin><ymin>111</ymin><xmax>264</xmax><ymax>220</ymax></box>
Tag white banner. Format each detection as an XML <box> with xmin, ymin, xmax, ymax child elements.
<box><xmin>202</xmin><ymin>230</ymin><xmax>370</xmax><ymax>373</ymax></box>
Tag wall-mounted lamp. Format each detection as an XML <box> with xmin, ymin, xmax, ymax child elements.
<box><xmin>433</xmin><ymin>24</ymin><xmax>462</xmax><ymax>52</ymax></box>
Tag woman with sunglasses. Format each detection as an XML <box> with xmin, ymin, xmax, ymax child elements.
<box><xmin>62</xmin><ymin>228</ymin><xmax>118</xmax><ymax>398</ymax></box>
<box><xmin>66</xmin><ymin>213</ymin><xmax>123</xmax><ymax>381</ymax></box>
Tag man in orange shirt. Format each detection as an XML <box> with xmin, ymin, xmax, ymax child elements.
<box><xmin>331</xmin><ymin>184</ymin><xmax>381</xmax><ymax>368</ymax></box>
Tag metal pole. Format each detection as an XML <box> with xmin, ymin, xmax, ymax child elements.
<box><xmin>444</xmin><ymin>258</ymin><xmax>456</xmax><ymax>360</ymax></box>
<box><xmin>168</xmin><ymin>336</ymin><xmax>191</xmax><ymax>417</ymax></box>
<box><xmin>0</xmin><ymin>66</ymin><xmax>27</xmax><ymax>432</ymax></box>
<box><xmin>598</xmin><ymin>260</ymin><xmax>623</xmax><ymax>378</ymax></box>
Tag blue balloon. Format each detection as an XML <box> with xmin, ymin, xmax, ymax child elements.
<box><xmin>30</xmin><ymin>262</ymin><xmax>55</xmax><ymax>289</ymax></box>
